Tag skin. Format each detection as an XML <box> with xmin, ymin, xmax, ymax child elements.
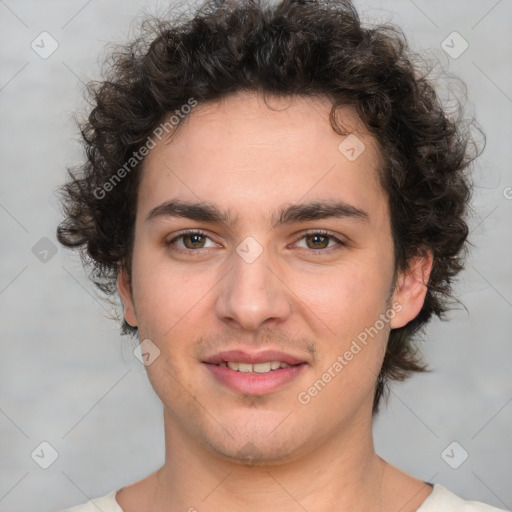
<box><xmin>117</xmin><ymin>91</ymin><xmax>434</xmax><ymax>512</ymax></box>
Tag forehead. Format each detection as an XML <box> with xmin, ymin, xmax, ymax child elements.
<box><xmin>137</xmin><ymin>91</ymin><xmax>387</xmax><ymax>227</ymax></box>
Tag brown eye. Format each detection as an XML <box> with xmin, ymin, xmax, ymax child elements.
<box><xmin>166</xmin><ymin>230</ymin><xmax>217</xmax><ymax>251</ymax></box>
<box><xmin>305</xmin><ymin>234</ymin><xmax>330</xmax><ymax>249</ymax></box>
<box><xmin>182</xmin><ymin>233</ymin><xmax>206</xmax><ymax>249</ymax></box>
<box><xmin>294</xmin><ymin>231</ymin><xmax>345</xmax><ymax>253</ymax></box>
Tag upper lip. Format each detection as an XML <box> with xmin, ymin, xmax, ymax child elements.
<box><xmin>203</xmin><ymin>349</ymin><xmax>307</xmax><ymax>366</ymax></box>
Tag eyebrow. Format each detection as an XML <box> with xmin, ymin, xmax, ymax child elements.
<box><xmin>145</xmin><ymin>199</ymin><xmax>370</xmax><ymax>227</ymax></box>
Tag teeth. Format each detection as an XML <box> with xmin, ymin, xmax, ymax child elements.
<box><xmin>253</xmin><ymin>362</ymin><xmax>271</xmax><ymax>373</ymax></box>
<box><xmin>238</xmin><ymin>362</ymin><xmax>253</xmax><ymax>373</ymax></box>
<box><xmin>222</xmin><ymin>361</ymin><xmax>292</xmax><ymax>373</ymax></box>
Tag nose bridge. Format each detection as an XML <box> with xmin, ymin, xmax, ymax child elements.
<box><xmin>215</xmin><ymin>237</ymin><xmax>291</xmax><ymax>330</ymax></box>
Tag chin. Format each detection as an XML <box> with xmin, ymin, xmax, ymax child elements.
<box><xmin>201</xmin><ymin>420</ymin><xmax>309</xmax><ymax>467</ymax></box>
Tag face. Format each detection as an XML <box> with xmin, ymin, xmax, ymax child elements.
<box><xmin>118</xmin><ymin>91</ymin><xmax>430</xmax><ymax>464</ymax></box>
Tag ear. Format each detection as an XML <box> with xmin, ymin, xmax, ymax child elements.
<box><xmin>117</xmin><ymin>267</ymin><xmax>138</xmax><ymax>327</ymax></box>
<box><xmin>389</xmin><ymin>249</ymin><xmax>434</xmax><ymax>329</ymax></box>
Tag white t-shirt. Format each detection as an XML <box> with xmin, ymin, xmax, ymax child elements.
<box><xmin>60</xmin><ymin>484</ymin><xmax>508</xmax><ymax>511</ymax></box>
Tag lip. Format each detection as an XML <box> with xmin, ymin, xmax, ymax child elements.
<box><xmin>204</xmin><ymin>361</ymin><xmax>307</xmax><ymax>395</ymax></box>
<box><xmin>203</xmin><ymin>349</ymin><xmax>306</xmax><ymax>366</ymax></box>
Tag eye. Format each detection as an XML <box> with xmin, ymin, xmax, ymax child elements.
<box><xmin>294</xmin><ymin>230</ymin><xmax>345</xmax><ymax>253</ymax></box>
<box><xmin>167</xmin><ymin>230</ymin><xmax>218</xmax><ymax>250</ymax></box>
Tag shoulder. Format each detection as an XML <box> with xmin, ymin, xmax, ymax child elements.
<box><xmin>57</xmin><ymin>488</ymin><xmax>124</xmax><ymax>512</ymax></box>
<box><xmin>418</xmin><ymin>484</ymin><xmax>509</xmax><ymax>512</ymax></box>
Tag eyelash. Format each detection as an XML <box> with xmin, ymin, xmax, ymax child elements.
<box><xmin>166</xmin><ymin>229</ymin><xmax>346</xmax><ymax>256</ymax></box>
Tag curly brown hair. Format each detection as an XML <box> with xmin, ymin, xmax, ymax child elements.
<box><xmin>56</xmin><ymin>0</ymin><xmax>482</xmax><ymax>414</ymax></box>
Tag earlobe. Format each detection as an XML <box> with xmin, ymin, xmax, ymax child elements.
<box><xmin>389</xmin><ymin>250</ymin><xmax>434</xmax><ymax>330</ymax></box>
<box><xmin>117</xmin><ymin>268</ymin><xmax>138</xmax><ymax>327</ymax></box>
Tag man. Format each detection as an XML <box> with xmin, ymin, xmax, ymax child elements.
<box><xmin>56</xmin><ymin>0</ymin><xmax>504</xmax><ymax>510</ymax></box>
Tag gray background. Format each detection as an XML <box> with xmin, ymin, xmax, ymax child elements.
<box><xmin>0</xmin><ymin>0</ymin><xmax>511</xmax><ymax>511</ymax></box>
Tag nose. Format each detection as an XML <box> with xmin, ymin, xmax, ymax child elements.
<box><xmin>214</xmin><ymin>241</ymin><xmax>292</xmax><ymax>331</ymax></box>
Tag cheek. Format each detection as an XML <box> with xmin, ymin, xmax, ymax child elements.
<box><xmin>290</xmin><ymin>254</ymin><xmax>393</xmax><ymax>403</ymax></box>
<box><xmin>129</xmin><ymin>244</ymin><xmax>171</xmax><ymax>332</ymax></box>
<box><xmin>292</xmin><ymin>257</ymin><xmax>393</xmax><ymax>336</ymax></box>
<box><xmin>130</xmin><ymin>243</ymin><xmax>218</xmax><ymax>340</ymax></box>
<box><xmin>294</xmin><ymin>265</ymin><xmax>391</xmax><ymax>412</ymax></box>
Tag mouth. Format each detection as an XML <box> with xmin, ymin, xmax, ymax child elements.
<box><xmin>203</xmin><ymin>349</ymin><xmax>308</xmax><ymax>395</ymax></box>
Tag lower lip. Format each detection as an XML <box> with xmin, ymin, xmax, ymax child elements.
<box><xmin>204</xmin><ymin>363</ymin><xmax>306</xmax><ymax>395</ymax></box>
